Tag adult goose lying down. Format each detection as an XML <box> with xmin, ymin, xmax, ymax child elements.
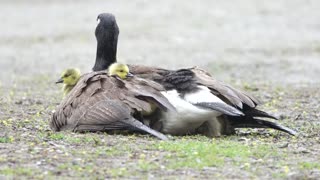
<box><xmin>50</xmin><ymin>63</ymin><xmax>176</xmax><ymax>140</ymax></box>
<box><xmin>92</xmin><ymin>13</ymin><xmax>297</xmax><ymax>136</ymax></box>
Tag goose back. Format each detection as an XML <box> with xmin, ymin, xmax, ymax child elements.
<box><xmin>128</xmin><ymin>65</ymin><xmax>260</xmax><ymax>109</ymax></box>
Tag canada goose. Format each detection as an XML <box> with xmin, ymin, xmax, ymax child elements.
<box><xmin>51</xmin><ymin>65</ymin><xmax>176</xmax><ymax>140</ymax></box>
<box><xmin>91</xmin><ymin>13</ymin><xmax>297</xmax><ymax>136</ymax></box>
<box><xmin>55</xmin><ymin>68</ymin><xmax>81</xmax><ymax>96</ymax></box>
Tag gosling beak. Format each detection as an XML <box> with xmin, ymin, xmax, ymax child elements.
<box><xmin>55</xmin><ymin>78</ymin><xmax>63</xmax><ymax>84</ymax></box>
<box><xmin>126</xmin><ymin>72</ymin><xmax>134</xmax><ymax>78</ymax></box>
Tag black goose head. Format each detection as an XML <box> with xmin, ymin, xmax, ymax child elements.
<box><xmin>93</xmin><ymin>13</ymin><xmax>120</xmax><ymax>71</ymax></box>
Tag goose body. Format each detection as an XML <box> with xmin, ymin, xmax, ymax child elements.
<box><xmin>51</xmin><ymin>64</ymin><xmax>175</xmax><ymax>140</ymax></box>
<box><xmin>159</xmin><ymin>86</ymin><xmax>244</xmax><ymax>135</ymax></box>
<box><xmin>160</xmin><ymin>90</ymin><xmax>220</xmax><ymax>135</ymax></box>
<box><xmin>88</xmin><ymin>13</ymin><xmax>297</xmax><ymax>137</ymax></box>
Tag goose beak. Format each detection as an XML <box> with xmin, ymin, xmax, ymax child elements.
<box><xmin>126</xmin><ymin>72</ymin><xmax>134</xmax><ymax>78</ymax></box>
<box><xmin>55</xmin><ymin>78</ymin><xmax>63</xmax><ymax>84</ymax></box>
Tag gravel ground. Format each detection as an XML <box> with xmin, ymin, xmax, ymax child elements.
<box><xmin>0</xmin><ymin>0</ymin><xmax>320</xmax><ymax>179</ymax></box>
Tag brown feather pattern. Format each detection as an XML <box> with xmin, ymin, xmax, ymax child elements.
<box><xmin>127</xmin><ymin>64</ymin><xmax>297</xmax><ymax>136</ymax></box>
<box><xmin>128</xmin><ymin>65</ymin><xmax>260</xmax><ymax>109</ymax></box>
<box><xmin>50</xmin><ymin>71</ymin><xmax>173</xmax><ymax>140</ymax></box>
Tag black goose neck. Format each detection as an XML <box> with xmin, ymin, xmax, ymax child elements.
<box><xmin>92</xmin><ymin>21</ymin><xmax>119</xmax><ymax>71</ymax></box>
<box><xmin>93</xmin><ymin>39</ymin><xmax>117</xmax><ymax>71</ymax></box>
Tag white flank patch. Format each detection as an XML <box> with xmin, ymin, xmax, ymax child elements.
<box><xmin>184</xmin><ymin>85</ymin><xmax>224</xmax><ymax>104</ymax></box>
<box><xmin>160</xmin><ymin>89</ymin><xmax>223</xmax><ymax>135</ymax></box>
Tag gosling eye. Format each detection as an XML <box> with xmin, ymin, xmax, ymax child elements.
<box><xmin>119</xmin><ymin>70</ymin><xmax>124</xmax><ymax>73</ymax></box>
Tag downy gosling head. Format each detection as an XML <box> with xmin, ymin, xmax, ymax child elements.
<box><xmin>56</xmin><ymin>68</ymin><xmax>81</xmax><ymax>96</ymax></box>
<box><xmin>108</xmin><ymin>63</ymin><xmax>133</xmax><ymax>79</ymax></box>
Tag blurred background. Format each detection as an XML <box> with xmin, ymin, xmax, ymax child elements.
<box><xmin>1</xmin><ymin>0</ymin><xmax>319</xmax><ymax>87</ymax></box>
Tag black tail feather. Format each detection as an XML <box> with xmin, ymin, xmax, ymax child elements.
<box><xmin>231</xmin><ymin>117</ymin><xmax>297</xmax><ymax>136</ymax></box>
<box><xmin>243</xmin><ymin>108</ymin><xmax>278</xmax><ymax>120</ymax></box>
<box><xmin>242</xmin><ymin>105</ymin><xmax>278</xmax><ymax>120</ymax></box>
<box><xmin>194</xmin><ymin>102</ymin><xmax>244</xmax><ymax>116</ymax></box>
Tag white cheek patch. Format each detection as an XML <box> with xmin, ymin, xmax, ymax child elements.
<box><xmin>97</xmin><ymin>18</ymin><xmax>101</xmax><ymax>25</ymax></box>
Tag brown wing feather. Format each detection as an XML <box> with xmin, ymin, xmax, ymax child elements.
<box><xmin>129</xmin><ymin>64</ymin><xmax>259</xmax><ymax>109</ymax></box>
<box><xmin>128</xmin><ymin>64</ymin><xmax>167</xmax><ymax>81</ymax></box>
<box><xmin>67</xmin><ymin>99</ymin><xmax>168</xmax><ymax>140</ymax></box>
<box><xmin>67</xmin><ymin>99</ymin><xmax>132</xmax><ymax>130</ymax></box>
<box><xmin>190</xmin><ymin>67</ymin><xmax>260</xmax><ymax>108</ymax></box>
<box><xmin>123</xmin><ymin>77</ymin><xmax>176</xmax><ymax>112</ymax></box>
<box><xmin>50</xmin><ymin>71</ymin><xmax>174</xmax><ymax>140</ymax></box>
